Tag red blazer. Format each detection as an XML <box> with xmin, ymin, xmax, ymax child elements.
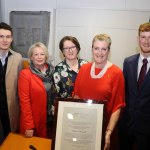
<box><xmin>18</xmin><ymin>68</ymin><xmax>47</xmax><ymax>138</ymax></box>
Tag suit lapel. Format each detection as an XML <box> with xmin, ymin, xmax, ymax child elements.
<box><xmin>141</xmin><ymin>67</ymin><xmax>150</xmax><ymax>90</ymax></box>
<box><xmin>131</xmin><ymin>54</ymin><xmax>139</xmax><ymax>89</ymax></box>
<box><xmin>6</xmin><ymin>54</ymin><xmax>13</xmax><ymax>76</ymax></box>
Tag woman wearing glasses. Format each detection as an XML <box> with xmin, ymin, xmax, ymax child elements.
<box><xmin>53</xmin><ymin>36</ymin><xmax>88</xmax><ymax>98</ymax></box>
<box><xmin>73</xmin><ymin>34</ymin><xmax>125</xmax><ymax>150</ymax></box>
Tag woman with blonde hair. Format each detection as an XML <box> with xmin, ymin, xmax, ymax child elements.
<box><xmin>73</xmin><ymin>34</ymin><xmax>125</xmax><ymax>150</ymax></box>
<box><xmin>18</xmin><ymin>42</ymin><xmax>55</xmax><ymax>138</ymax></box>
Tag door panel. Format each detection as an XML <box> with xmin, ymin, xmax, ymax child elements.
<box><xmin>10</xmin><ymin>11</ymin><xmax>50</xmax><ymax>58</ymax></box>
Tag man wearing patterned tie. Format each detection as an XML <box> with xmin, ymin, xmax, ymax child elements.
<box><xmin>118</xmin><ymin>22</ymin><xmax>150</xmax><ymax>150</ymax></box>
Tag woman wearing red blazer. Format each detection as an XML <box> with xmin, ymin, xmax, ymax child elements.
<box><xmin>18</xmin><ymin>42</ymin><xmax>55</xmax><ymax>138</ymax></box>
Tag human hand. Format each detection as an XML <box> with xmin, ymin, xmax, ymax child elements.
<box><xmin>51</xmin><ymin>105</ymin><xmax>55</xmax><ymax>115</ymax></box>
<box><xmin>103</xmin><ymin>130</ymin><xmax>111</xmax><ymax>150</ymax></box>
<box><xmin>73</xmin><ymin>95</ymin><xmax>80</xmax><ymax>99</ymax></box>
<box><xmin>25</xmin><ymin>129</ymin><xmax>34</xmax><ymax>138</ymax></box>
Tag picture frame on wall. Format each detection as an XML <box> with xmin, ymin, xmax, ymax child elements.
<box><xmin>51</xmin><ymin>98</ymin><xmax>107</xmax><ymax>150</ymax></box>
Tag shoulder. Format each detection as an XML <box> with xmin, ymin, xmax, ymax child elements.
<box><xmin>78</xmin><ymin>59</ymin><xmax>88</xmax><ymax>65</ymax></box>
<box><xmin>54</xmin><ymin>61</ymin><xmax>65</xmax><ymax>73</ymax></box>
<box><xmin>55</xmin><ymin>60</ymin><xmax>65</xmax><ymax>68</ymax></box>
<box><xmin>108</xmin><ymin>65</ymin><xmax>124</xmax><ymax>83</ymax></box>
<box><xmin>79</xmin><ymin>62</ymin><xmax>92</xmax><ymax>70</ymax></box>
<box><xmin>20</xmin><ymin>68</ymin><xmax>31</xmax><ymax>76</ymax></box>
<box><xmin>10</xmin><ymin>49</ymin><xmax>22</xmax><ymax>59</ymax></box>
<box><xmin>124</xmin><ymin>53</ymin><xmax>139</xmax><ymax>63</ymax></box>
<box><xmin>109</xmin><ymin>64</ymin><xmax>123</xmax><ymax>76</ymax></box>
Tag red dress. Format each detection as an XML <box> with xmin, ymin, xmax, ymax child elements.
<box><xmin>73</xmin><ymin>63</ymin><xmax>125</xmax><ymax>149</ymax></box>
<box><xmin>73</xmin><ymin>63</ymin><xmax>125</xmax><ymax>120</ymax></box>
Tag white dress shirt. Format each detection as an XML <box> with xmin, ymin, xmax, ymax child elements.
<box><xmin>0</xmin><ymin>51</ymin><xmax>9</xmax><ymax>66</ymax></box>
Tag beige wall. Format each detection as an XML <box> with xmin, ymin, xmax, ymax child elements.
<box><xmin>55</xmin><ymin>9</ymin><xmax>150</xmax><ymax>68</ymax></box>
<box><xmin>2</xmin><ymin>0</ymin><xmax>150</xmax><ymax>68</ymax></box>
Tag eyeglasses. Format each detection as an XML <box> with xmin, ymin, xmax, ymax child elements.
<box><xmin>63</xmin><ymin>46</ymin><xmax>76</xmax><ymax>51</ymax></box>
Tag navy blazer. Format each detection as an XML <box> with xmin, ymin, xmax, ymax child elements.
<box><xmin>120</xmin><ymin>53</ymin><xmax>150</xmax><ymax>134</ymax></box>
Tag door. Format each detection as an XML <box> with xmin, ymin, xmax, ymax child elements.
<box><xmin>10</xmin><ymin>11</ymin><xmax>50</xmax><ymax>58</ymax></box>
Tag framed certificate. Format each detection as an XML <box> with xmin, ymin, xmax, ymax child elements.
<box><xmin>51</xmin><ymin>98</ymin><xmax>107</xmax><ymax>150</ymax></box>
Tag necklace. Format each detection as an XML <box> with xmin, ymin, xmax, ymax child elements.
<box><xmin>90</xmin><ymin>61</ymin><xmax>112</xmax><ymax>79</ymax></box>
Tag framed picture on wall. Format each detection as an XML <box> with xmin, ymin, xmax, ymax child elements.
<box><xmin>51</xmin><ymin>98</ymin><xmax>107</xmax><ymax>150</ymax></box>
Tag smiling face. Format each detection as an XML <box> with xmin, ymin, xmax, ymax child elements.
<box><xmin>138</xmin><ymin>31</ymin><xmax>150</xmax><ymax>57</ymax></box>
<box><xmin>31</xmin><ymin>46</ymin><xmax>46</xmax><ymax>67</ymax></box>
<box><xmin>62</xmin><ymin>40</ymin><xmax>78</xmax><ymax>61</ymax></box>
<box><xmin>0</xmin><ymin>29</ymin><xmax>13</xmax><ymax>51</ymax></box>
<box><xmin>92</xmin><ymin>40</ymin><xmax>109</xmax><ymax>68</ymax></box>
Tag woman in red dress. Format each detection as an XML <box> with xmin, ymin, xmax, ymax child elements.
<box><xmin>73</xmin><ymin>34</ymin><xmax>125</xmax><ymax>150</ymax></box>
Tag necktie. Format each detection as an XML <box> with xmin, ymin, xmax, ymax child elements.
<box><xmin>138</xmin><ymin>58</ymin><xmax>148</xmax><ymax>89</ymax></box>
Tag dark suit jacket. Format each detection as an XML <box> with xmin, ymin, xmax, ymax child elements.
<box><xmin>120</xmin><ymin>53</ymin><xmax>150</xmax><ymax>134</ymax></box>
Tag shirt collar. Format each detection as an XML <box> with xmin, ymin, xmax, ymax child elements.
<box><xmin>139</xmin><ymin>53</ymin><xmax>150</xmax><ymax>63</ymax></box>
<box><xmin>0</xmin><ymin>51</ymin><xmax>8</xmax><ymax>60</ymax></box>
<box><xmin>0</xmin><ymin>50</ymin><xmax>12</xmax><ymax>66</ymax></box>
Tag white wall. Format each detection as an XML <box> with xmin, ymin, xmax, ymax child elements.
<box><xmin>0</xmin><ymin>0</ymin><xmax>2</xmax><ymax>22</ymax></box>
<box><xmin>1</xmin><ymin>0</ymin><xmax>57</xmax><ymax>61</ymax></box>
<box><xmin>1</xmin><ymin>0</ymin><xmax>150</xmax><ymax>68</ymax></box>
<box><xmin>56</xmin><ymin>9</ymin><xmax>150</xmax><ymax>68</ymax></box>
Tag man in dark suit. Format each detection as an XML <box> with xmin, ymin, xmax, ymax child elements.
<box><xmin>119</xmin><ymin>22</ymin><xmax>150</xmax><ymax>150</ymax></box>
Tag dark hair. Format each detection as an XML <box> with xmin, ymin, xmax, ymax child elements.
<box><xmin>59</xmin><ymin>36</ymin><xmax>81</xmax><ymax>53</ymax></box>
<box><xmin>138</xmin><ymin>22</ymin><xmax>150</xmax><ymax>36</ymax></box>
<box><xmin>0</xmin><ymin>22</ymin><xmax>13</xmax><ymax>35</ymax></box>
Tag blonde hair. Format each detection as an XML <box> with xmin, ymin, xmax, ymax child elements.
<box><xmin>92</xmin><ymin>34</ymin><xmax>111</xmax><ymax>50</ymax></box>
<box><xmin>28</xmin><ymin>42</ymin><xmax>49</xmax><ymax>62</ymax></box>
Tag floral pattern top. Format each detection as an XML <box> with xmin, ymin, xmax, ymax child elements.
<box><xmin>53</xmin><ymin>59</ymin><xmax>88</xmax><ymax>98</ymax></box>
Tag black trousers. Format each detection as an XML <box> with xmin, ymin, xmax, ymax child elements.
<box><xmin>118</xmin><ymin>127</ymin><xmax>150</xmax><ymax>150</ymax></box>
<box><xmin>0</xmin><ymin>111</ymin><xmax>11</xmax><ymax>139</ymax></box>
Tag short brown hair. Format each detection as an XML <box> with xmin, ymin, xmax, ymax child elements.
<box><xmin>138</xmin><ymin>22</ymin><xmax>150</xmax><ymax>36</ymax></box>
<box><xmin>59</xmin><ymin>36</ymin><xmax>80</xmax><ymax>53</ymax></box>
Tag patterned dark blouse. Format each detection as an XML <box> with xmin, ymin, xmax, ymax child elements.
<box><xmin>53</xmin><ymin>59</ymin><xmax>88</xmax><ymax>98</ymax></box>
